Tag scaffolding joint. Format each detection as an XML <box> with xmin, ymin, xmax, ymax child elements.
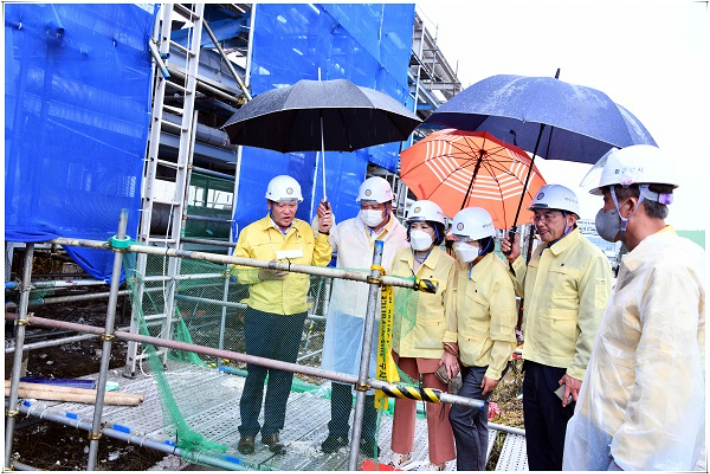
<box><xmin>354</xmin><ymin>382</ymin><xmax>371</xmax><ymax>392</ymax></box>
<box><xmin>15</xmin><ymin>315</ymin><xmax>32</xmax><ymax>327</ymax></box>
<box><xmin>366</xmin><ymin>276</ymin><xmax>382</xmax><ymax>286</ymax></box>
<box><xmin>100</xmin><ymin>333</ymin><xmax>115</xmax><ymax>342</ymax></box>
<box><xmin>88</xmin><ymin>430</ymin><xmax>103</xmax><ymax>441</ymax></box>
<box><xmin>5</xmin><ymin>408</ymin><xmax>20</xmax><ymax>418</ymax></box>
<box><xmin>109</xmin><ymin>235</ymin><xmax>132</xmax><ymax>250</ymax></box>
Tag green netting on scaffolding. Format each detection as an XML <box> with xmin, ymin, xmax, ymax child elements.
<box><xmin>123</xmin><ymin>252</ymin><xmax>229</xmax><ymax>464</ymax></box>
<box><xmin>121</xmin><ymin>247</ymin><xmax>441</xmax><ymax>470</ymax></box>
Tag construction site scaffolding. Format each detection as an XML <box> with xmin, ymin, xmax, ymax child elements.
<box><xmin>5</xmin><ymin>209</ymin><xmax>486</xmax><ymax>470</ymax></box>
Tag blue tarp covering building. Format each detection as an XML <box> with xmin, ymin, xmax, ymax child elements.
<box><xmin>4</xmin><ymin>3</ymin><xmax>415</xmax><ymax>279</ymax></box>
<box><xmin>4</xmin><ymin>4</ymin><xmax>156</xmax><ymax>280</ymax></box>
<box><xmin>234</xmin><ymin>4</ymin><xmax>415</xmax><ymax>231</ymax></box>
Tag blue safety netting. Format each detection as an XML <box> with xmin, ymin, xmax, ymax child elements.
<box><xmin>232</xmin><ymin>4</ymin><xmax>415</xmax><ymax>231</ymax></box>
<box><xmin>4</xmin><ymin>4</ymin><xmax>156</xmax><ymax>282</ymax></box>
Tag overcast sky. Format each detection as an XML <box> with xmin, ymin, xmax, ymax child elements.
<box><xmin>416</xmin><ymin>0</ymin><xmax>708</xmax><ymax>231</ymax></box>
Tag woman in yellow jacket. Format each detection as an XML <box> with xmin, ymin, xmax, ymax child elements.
<box><xmin>448</xmin><ymin>207</ymin><xmax>517</xmax><ymax>471</ymax></box>
<box><xmin>388</xmin><ymin>200</ymin><xmax>458</xmax><ymax>470</ymax></box>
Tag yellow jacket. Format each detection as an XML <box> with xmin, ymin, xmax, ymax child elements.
<box><xmin>564</xmin><ymin>227</ymin><xmax>706</xmax><ymax>471</ymax></box>
<box><xmin>453</xmin><ymin>253</ymin><xmax>517</xmax><ymax>380</ymax></box>
<box><xmin>390</xmin><ymin>246</ymin><xmax>457</xmax><ymax>360</ymax></box>
<box><xmin>231</xmin><ymin>215</ymin><xmax>332</xmax><ymax>315</ymax></box>
<box><xmin>511</xmin><ymin>228</ymin><xmax>611</xmax><ymax>380</ymax></box>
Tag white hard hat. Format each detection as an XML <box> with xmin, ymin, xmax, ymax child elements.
<box><xmin>406</xmin><ymin>200</ymin><xmax>446</xmax><ymax>225</ymax></box>
<box><xmin>587</xmin><ymin>145</ymin><xmax>679</xmax><ymax>195</ymax></box>
<box><xmin>529</xmin><ymin>184</ymin><xmax>580</xmax><ymax>216</ymax></box>
<box><xmin>451</xmin><ymin>207</ymin><xmax>496</xmax><ymax>240</ymax></box>
<box><xmin>356</xmin><ymin>176</ymin><xmax>394</xmax><ymax>203</ymax></box>
<box><xmin>265</xmin><ymin>175</ymin><xmax>303</xmax><ymax>202</ymax></box>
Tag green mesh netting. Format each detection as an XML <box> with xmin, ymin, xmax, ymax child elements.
<box><xmin>122</xmin><ymin>247</ymin><xmax>431</xmax><ymax>470</ymax></box>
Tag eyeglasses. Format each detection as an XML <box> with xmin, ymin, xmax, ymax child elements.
<box><xmin>532</xmin><ymin>211</ymin><xmax>562</xmax><ymax>223</ymax></box>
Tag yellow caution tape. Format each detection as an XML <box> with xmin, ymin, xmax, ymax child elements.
<box><xmin>374</xmin><ymin>269</ymin><xmax>399</xmax><ymax>410</ymax></box>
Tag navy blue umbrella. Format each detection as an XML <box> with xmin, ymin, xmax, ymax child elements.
<box><xmin>423</xmin><ymin>73</ymin><xmax>656</xmax><ymax>165</ymax></box>
<box><xmin>423</xmin><ymin>71</ymin><xmax>657</xmax><ymax>239</ymax></box>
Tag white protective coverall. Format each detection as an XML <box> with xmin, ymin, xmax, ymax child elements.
<box><xmin>563</xmin><ymin>227</ymin><xmax>705</xmax><ymax>471</ymax></box>
<box><xmin>321</xmin><ymin>214</ymin><xmax>409</xmax><ymax>377</ymax></box>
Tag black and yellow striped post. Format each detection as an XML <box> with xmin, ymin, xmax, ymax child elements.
<box><xmin>379</xmin><ymin>384</ymin><xmax>444</xmax><ymax>404</ymax></box>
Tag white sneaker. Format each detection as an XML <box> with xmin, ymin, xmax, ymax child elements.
<box><xmin>388</xmin><ymin>452</ymin><xmax>412</xmax><ymax>468</ymax></box>
<box><xmin>419</xmin><ymin>463</ymin><xmax>445</xmax><ymax>471</ymax></box>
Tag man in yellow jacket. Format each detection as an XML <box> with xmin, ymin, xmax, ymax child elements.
<box><xmin>564</xmin><ymin>146</ymin><xmax>705</xmax><ymax>471</ymax></box>
<box><xmin>231</xmin><ymin>175</ymin><xmax>332</xmax><ymax>456</ymax></box>
<box><xmin>502</xmin><ymin>184</ymin><xmax>611</xmax><ymax>470</ymax></box>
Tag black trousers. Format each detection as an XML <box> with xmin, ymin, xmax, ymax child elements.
<box><xmin>239</xmin><ymin>307</ymin><xmax>307</xmax><ymax>437</ymax></box>
<box><xmin>522</xmin><ymin>361</ymin><xmax>575</xmax><ymax>471</ymax></box>
<box><xmin>328</xmin><ymin>382</ymin><xmax>377</xmax><ymax>440</ymax></box>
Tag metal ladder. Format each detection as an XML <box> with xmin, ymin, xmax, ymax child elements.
<box><xmin>125</xmin><ymin>3</ymin><xmax>205</xmax><ymax>377</ymax></box>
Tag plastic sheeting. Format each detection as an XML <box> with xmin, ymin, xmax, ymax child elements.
<box><xmin>563</xmin><ymin>229</ymin><xmax>705</xmax><ymax>471</ymax></box>
<box><xmin>233</xmin><ymin>4</ymin><xmax>414</xmax><ymax>232</ymax></box>
<box><xmin>4</xmin><ymin>4</ymin><xmax>155</xmax><ymax>281</ymax></box>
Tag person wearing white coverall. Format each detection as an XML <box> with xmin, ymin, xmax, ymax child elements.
<box><xmin>320</xmin><ymin>176</ymin><xmax>409</xmax><ymax>458</ymax></box>
<box><xmin>563</xmin><ymin>145</ymin><xmax>705</xmax><ymax>471</ymax></box>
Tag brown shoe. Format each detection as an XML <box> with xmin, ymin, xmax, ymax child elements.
<box><xmin>238</xmin><ymin>435</ymin><xmax>255</xmax><ymax>455</ymax></box>
<box><xmin>262</xmin><ymin>433</ymin><xmax>286</xmax><ymax>454</ymax></box>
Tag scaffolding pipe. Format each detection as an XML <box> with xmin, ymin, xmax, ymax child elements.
<box><xmin>4</xmin><ymin>243</ymin><xmax>35</xmax><ymax>468</ymax></box>
<box><xmin>244</xmin><ymin>5</ymin><xmax>256</xmax><ymax>88</ymax></box>
<box><xmin>5</xmin><ymin>326</ymin><xmax>131</xmax><ymax>355</ymax></box>
<box><xmin>488</xmin><ymin>422</ymin><xmax>526</xmax><ymax>437</ymax></box>
<box><xmin>12</xmin><ymin>461</ymin><xmax>41</xmax><ymax>471</ymax></box>
<box><xmin>21</xmin><ymin>279</ymin><xmax>109</xmax><ymax>289</ymax></box>
<box><xmin>87</xmin><ymin>209</ymin><xmax>128</xmax><ymax>470</ymax></box>
<box><xmin>12</xmin><ymin>402</ymin><xmax>253</xmax><ymax>471</ymax></box>
<box><xmin>186</xmin><ymin>214</ymin><xmax>233</xmax><ymax>224</ymax></box>
<box><xmin>191</xmin><ymin>166</ymin><xmax>236</xmax><ymax>180</ymax></box>
<box><xmin>3</xmin><ymin>313</ymin><xmax>482</xmax><ymax>410</ymax></box>
<box><xmin>48</xmin><ymin>237</ymin><xmax>422</xmax><ymax>290</ymax></box>
<box><xmin>180</xmin><ymin>237</ymin><xmax>237</xmax><ymax>248</ymax></box>
<box><xmin>172</xmin><ymin>294</ymin><xmax>326</xmax><ymax>321</ymax></box>
<box><xmin>348</xmin><ymin>240</ymin><xmax>384</xmax><ymax>471</ymax></box>
<box><xmin>148</xmin><ymin>39</ymin><xmax>170</xmax><ymax>78</ymax></box>
<box><xmin>296</xmin><ymin>348</ymin><xmax>323</xmax><ymax>362</ymax></box>
<box><xmin>26</xmin><ymin>286</ymin><xmax>162</xmax><ymax>306</ymax></box>
<box><xmin>202</xmin><ymin>19</ymin><xmax>252</xmax><ymax>101</ymax></box>
<box><xmin>166</xmin><ymin>66</ymin><xmax>242</xmax><ymax>105</ymax></box>
<box><xmin>143</xmin><ymin>272</ymin><xmax>225</xmax><ymax>283</ymax></box>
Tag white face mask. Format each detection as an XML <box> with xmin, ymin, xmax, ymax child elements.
<box><xmin>410</xmin><ymin>229</ymin><xmax>434</xmax><ymax>251</ymax></box>
<box><xmin>454</xmin><ymin>241</ymin><xmax>479</xmax><ymax>263</ymax></box>
<box><xmin>360</xmin><ymin>209</ymin><xmax>385</xmax><ymax>228</ymax></box>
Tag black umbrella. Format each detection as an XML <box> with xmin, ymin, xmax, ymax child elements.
<box><xmin>423</xmin><ymin>70</ymin><xmax>656</xmax><ymax>242</ymax></box>
<box><xmin>221</xmin><ymin>79</ymin><xmax>421</xmax><ymax>201</ymax></box>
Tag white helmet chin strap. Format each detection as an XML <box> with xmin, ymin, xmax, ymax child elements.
<box><xmin>611</xmin><ymin>186</ymin><xmax>644</xmax><ymax>239</ymax></box>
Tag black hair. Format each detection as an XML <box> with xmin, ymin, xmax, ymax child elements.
<box><xmin>478</xmin><ymin>236</ymin><xmax>495</xmax><ymax>255</ymax></box>
<box><xmin>407</xmin><ymin>221</ymin><xmax>446</xmax><ymax>246</ymax></box>
<box><xmin>607</xmin><ymin>184</ymin><xmax>673</xmax><ymax>219</ymax></box>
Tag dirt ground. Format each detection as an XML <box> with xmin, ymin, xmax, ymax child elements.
<box><xmin>4</xmin><ymin>296</ymin><xmax>169</xmax><ymax>471</ymax></box>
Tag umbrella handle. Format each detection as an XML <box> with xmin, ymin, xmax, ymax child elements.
<box><xmin>502</xmin><ymin>227</ymin><xmax>517</xmax><ymax>256</ymax></box>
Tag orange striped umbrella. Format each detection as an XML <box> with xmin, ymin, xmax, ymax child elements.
<box><xmin>400</xmin><ymin>129</ymin><xmax>547</xmax><ymax>229</ymax></box>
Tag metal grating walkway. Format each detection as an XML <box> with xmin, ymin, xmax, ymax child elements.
<box><xmin>16</xmin><ymin>361</ymin><xmax>527</xmax><ymax>470</ymax></box>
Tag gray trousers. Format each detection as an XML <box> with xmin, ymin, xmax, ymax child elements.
<box><xmin>449</xmin><ymin>366</ymin><xmax>491</xmax><ymax>470</ymax></box>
